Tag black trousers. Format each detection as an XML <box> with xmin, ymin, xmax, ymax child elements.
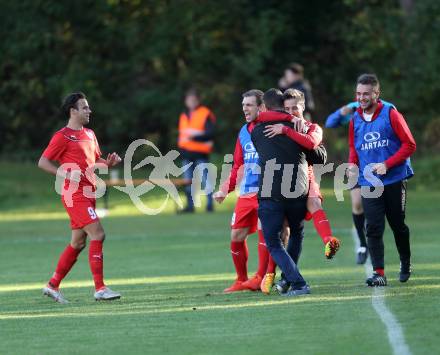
<box><xmin>258</xmin><ymin>198</ymin><xmax>307</xmax><ymax>288</ymax></box>
<box><xmin>362</xmin><ymin>180</ymin><xmax>411</xmax><ymax>270</ymax></box>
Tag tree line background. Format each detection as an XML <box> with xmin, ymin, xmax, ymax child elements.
<box><xmin>1</xmin><ymin>0</ymin><xmax>439</xmax><ymax>164</ymax></box>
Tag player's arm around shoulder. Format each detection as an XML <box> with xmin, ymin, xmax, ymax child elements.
<box><xmin>306</xmin><ymin>122</ymin><xmax>323</xmax><ymax>148</ymax></box>
<box><xmin>275</xmin><ymin>119</ymin><xmax>321</xmax><ymax>150</ymax></box>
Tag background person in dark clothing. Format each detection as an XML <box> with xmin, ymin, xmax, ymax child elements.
<box><xmin>348</xmin><ymin>74</ymin><xmax>416</xmax><ymax>287</ymax></box>
<box><xmin>177</xmin><ymin>88</ymin><xmax>216</xmax><ymax>212</ymax></box>
<box><xmin>251</xmin><ymin>88</ymin><xmax>312</xmax><ymax>297</ymax></box>
<box><xmin>279</xmin><ymin>63</ymin><xmax>315</xmax><ymax>117</ymax></box>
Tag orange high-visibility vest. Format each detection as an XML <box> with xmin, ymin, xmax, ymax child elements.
<box><xmin>178</xmin><ymin>106</ymin><xmax>214</xmax><ymax>154</ymax></box>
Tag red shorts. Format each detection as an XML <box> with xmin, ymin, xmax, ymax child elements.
<box><xmin>62</xmin><ymin>198</ymin><xmax>100</xmax><ymax>230</ymax></box>
<box><xmin>231</xmin><ymin>194</ymin><xmax>259</xmax><ymax>233</ymax></box>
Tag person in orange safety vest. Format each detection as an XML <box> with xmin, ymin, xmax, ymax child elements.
<box><xmin>177</xmin><ymin>88</ymin><xmax>216</xmax><ymax>213</ymax></box>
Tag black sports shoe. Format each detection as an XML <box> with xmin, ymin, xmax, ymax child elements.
<box><xmin>282</xmin><ymin>284</ymin><xmax>311</xmax><ymax>297</ymax></box>
<box><xmin>274</xmin><ymin>278</ymin><xmax>290</xmax><ymax>294</ymax></box>
<box><xmin>399</xmin><ymin>261</ymin><xmax>412</xmax><ymax>283</ymax></box>
<box><xmin>366</xmin><ymin>272</ymin><xmax>387</xmax><ymax>287</ymax></box>
<box><xmin>356</xmin><ymin>247</ymin><xmax>368</xmax><ymax>265</ymax></box>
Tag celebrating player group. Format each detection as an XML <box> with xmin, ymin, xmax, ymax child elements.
<box><xmin>39</xmin><ymin>73</ymin><xmax>416</xmax><ymax>303</ymax></box>
<box><xmin>214</xmin><ymin>73</ymin><xmax>415</xmax><ymax>295</ymax></box>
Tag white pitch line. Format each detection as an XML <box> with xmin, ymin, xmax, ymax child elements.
<box><xmin>352</xmin><ymin>227</ymin><xmax>412</xmax><ymax>355</ymax></box>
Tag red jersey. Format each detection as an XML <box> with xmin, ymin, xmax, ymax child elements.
<box><xmin>42</xmin><ymin>127</ymin><xmax>102</xmax><ymax>201</ymax></box>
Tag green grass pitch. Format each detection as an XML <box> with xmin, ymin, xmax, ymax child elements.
<box><xmin>1</xmin><ymin>163</ymin><xmax>439</xmax><ymax>354</ymax></box>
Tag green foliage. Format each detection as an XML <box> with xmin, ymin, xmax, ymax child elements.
<box><xmin>411</xmin><ymin>154</ymin><xmax>440</xmax><ymax>190</ymax></box>
<box><xmin>422</xmin><ymin>118</ymin><xmax>440</xmax><ymax>151</ymax></box>
<box><xmin>1</xmin><ymin>0</ymin><xmax>439</xmax><ymax>159</ymax></box>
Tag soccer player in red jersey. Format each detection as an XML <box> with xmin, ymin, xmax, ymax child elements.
<box><xmin>263</xmin><ymin>89</ymin><xmax>340</xmax><ymax>259</ymax></box>
<box><xmin>213</xmin><ymin>89</ymin><xmax>277</xmax><ymax>293</ymax></box>
<box><xmin>38</xmin><ymin>92</ymin><xmax>122</xmax><ymax>303</ymax></box>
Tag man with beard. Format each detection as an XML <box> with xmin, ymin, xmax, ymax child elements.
<box><xmin>348</xmin><ymin>74</ymin><xmax>416</xmax><ymax>286</ymax></box>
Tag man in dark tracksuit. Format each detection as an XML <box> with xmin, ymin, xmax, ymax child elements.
<box><xmin>349</xmin><ymin>74</ymin><xmax>416</xmax><ymax>286</ymax></box>
<box><xmin>251</xmin><ymin>88</ymin><xmax>325</xmax><ymax>296</ymax></box>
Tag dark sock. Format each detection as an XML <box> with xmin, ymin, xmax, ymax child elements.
<box><xmin>367</xmin><ymin>237</ymin><xmax>384</xmax><ymax>271</ymax></box>
<box><xmin>353</xmin><ymin>213</ymin><xmax>367</xmax><ymax>247</ymax></box>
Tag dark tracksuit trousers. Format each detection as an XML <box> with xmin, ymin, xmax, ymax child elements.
<box><xmin>258</xmin><ymin>198</ymin><xmax>307</xmax><ymax>289</ymax></box>
<box><xmin>361</xmin><ymin>180</ymin><xmax>411</xmax><ymax>270</ymax></box>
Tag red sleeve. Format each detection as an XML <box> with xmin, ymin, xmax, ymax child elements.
<box><xmin>42</xmin><ymin>132</ymin><xmax>67</xmax><ymax>162</ymax></box>
<box><xmin>220</xmin><ymin>137</ymin><xmax>244</xmax><ymax>193</ymax></box>
<box><xmin>93</xmin><ymin>131</ymin><xmax>102</xmax><ymax>160</ymax></box>
<box><xmin>384</xmin><ymin>109</ymin><xmax>416</xmax><ymax>169</ymax></box>
<box><xmin>281</xmin><ymin>123</ymin><xmax>322</xmax><ymax>150</ymax></box>
<box><xmin>348</xmin><ymin>119</ymin><xmax>359</xmax><ymax>165</ymax></box>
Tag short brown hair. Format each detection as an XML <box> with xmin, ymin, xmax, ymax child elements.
<box><xmin>357</xmin><ymin>73</ymin><xmax>380</xmax><ymax>89</ymax></box>
<box><xmin>283</xmin><ymin>88</ymin><xmax>305</xmax><ymax>105</ymax></box>
<box><xmin>242</xmin><ymin>89</ymin><xmax>264</xmax><ymax>106</ymax></box>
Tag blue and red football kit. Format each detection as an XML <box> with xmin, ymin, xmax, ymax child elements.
<box><xmin>348</xmin><ymin>100</ymin><xmax>416</xmax><ymax>278</ymax></box>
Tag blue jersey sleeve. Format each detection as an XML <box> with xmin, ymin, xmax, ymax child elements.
<box><xmin>325</xmin><ymin>101</ymin><xmax>358</xmax><ymax>128</ymax></box>
<box><xmin>325</xmin><ymin>109</ymin><xmax>344</xmax><ymax>128</ymax></box>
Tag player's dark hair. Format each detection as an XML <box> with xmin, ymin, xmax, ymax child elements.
<box><xmin>242</xmin><ymin>89</ymin><xmax>264</xmax><ymax>106</ymax></box>
<box><xmin>62</xmin><ymin>92</ymin><xmax>86</xmax><ymax>119</ymax></box>
<box><xmin>357</xmin><ymin>73</ymin><xmax>380</xmax><ymax>89</ymax></box>
<box><xmin>263</xmin><ymin>88</ymin><xmax>284</xmax><ymax>110</ymax></box>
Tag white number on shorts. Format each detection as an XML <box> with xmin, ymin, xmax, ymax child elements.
<box><xmin>88</xmin><ymin>207</ymin><xmax>97</xmax><ymax>220</ymax></box>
